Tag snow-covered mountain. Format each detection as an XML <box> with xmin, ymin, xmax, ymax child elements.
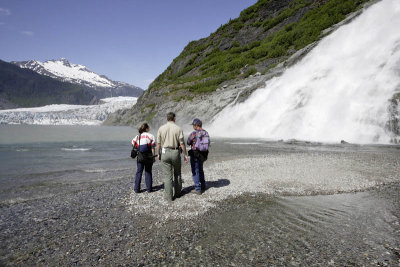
<box><xmin>0</xmin><ymin>96</ymin><xmax>137</xmax><ymax>125</ymax></box>
<box><xmin>11</xmin><ymin>58</ymin><xmax>143</xmax><ymax>97</ymax></box>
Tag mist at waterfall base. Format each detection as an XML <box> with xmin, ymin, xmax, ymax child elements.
<box><xmin>210</xmin><ymin>0</ymin><xmax>400</xmax><ymax>144</ymax></box>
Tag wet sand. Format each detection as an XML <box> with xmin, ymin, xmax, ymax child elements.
<box><xmin>1</xmin><ymin>140</ymin><xmax>399</xmax><ymax>266</ymax></box>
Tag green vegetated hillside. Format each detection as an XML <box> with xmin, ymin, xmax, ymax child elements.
<box><xmin>153</xmin><ymin>0</ymin><xmax>370</xmax><ymax>94</ymax></box>
<box><xmin>105</xmin><ymin>0</ymin><xmax>372</xmax><ymax>127</ymax></box>
<box><xmin>0</xmin><ymin>60</ymin><xmax>98</xmax><ymax>109</ymax></box>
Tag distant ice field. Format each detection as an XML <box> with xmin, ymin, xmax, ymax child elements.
<box><xmin>0</xmin><ymin>96</ymin><xmax>137</xmax><ymax>125</ymax></box>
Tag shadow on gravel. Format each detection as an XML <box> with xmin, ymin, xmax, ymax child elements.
<box><xmin>180</xmin><ymin>179</ymin><xmax>231</xmax><ymax>197</ymax></box>
<box><xmin>136</xmin><ymin>184</ymin><xmax>164</xmax><ymax>193</ymax></box>
<box><xmin>152</xmin><ymin>184</ymin><xmax>164</xmax><ymax>192</ymax></box>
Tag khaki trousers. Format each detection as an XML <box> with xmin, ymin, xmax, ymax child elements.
<box><xmin>161</xmin><ymin>149</ymin><xmax>182</xmax><ymax>200</ymax></box>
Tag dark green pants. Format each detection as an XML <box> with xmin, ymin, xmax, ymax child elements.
<box><xmin>161</xmin><ymin>149</ymin><xmax>182</xmax><ymax>200</ymax></box>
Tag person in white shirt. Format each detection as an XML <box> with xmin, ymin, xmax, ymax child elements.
<box><xmin>131</xmin><ymin>123</ymin><xmax>156</xmax><ymax>193</ymax></box>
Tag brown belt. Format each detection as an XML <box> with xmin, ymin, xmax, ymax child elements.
<box><xmin>164</xmin><ymin>147</ymin><xmax>179</xmax><ymax>150</ymax></box>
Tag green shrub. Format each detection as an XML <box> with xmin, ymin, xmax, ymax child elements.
<box><xmin>252</xmin><ymin>21</ymin><xmax>262</xmax><ymax>27</ymax></box>
<box><xmin>248</xmin><ymin>45</ymin><xmax>269</xmax><ymax>59</ymax></box>
<box><xmin>225</xmin><ymin>58</ymin><xmax>247</xmax><ymax>72</ymax></box>
<box><xmin>249</xmin><ymin>40</ymin><xmax>261</xmax><ymax>49</ymax></box>
<box><xmin>233</xmin><ymin>22</ymin><xmax>244</xmax><ymax>31</ymax></box>
<box><xmin>244</xmin><ymin>67</ymin><xmax>257</xmax><ymax>78</ymax></box>
<box><xmin>173</xmin><ymin>96</ymin><xmax>185</xmax><ymax>102</ymax></box>
<box><xmin>145</xmin><ymin>103</ymin><xmax>156</xmax><ymax>110</ymax></box>
<box><xmin>145</xmin><ymin>111</ymin><xmax>156</xmax><ymax>122</ymax></box>
<box><xmin>269</xmin><ymin>46</ymin><xmax>286</xmax><ymax>58</ymax></box>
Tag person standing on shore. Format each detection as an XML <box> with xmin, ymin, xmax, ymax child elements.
<box><xmin>131</xmin><ymin>123</ymin><xmax>156</xmax><ymax>193</ymax></box>
<box><xmin>187</xmin><ymin>118</ymin><xmax>210</xmax><ymax>195</ymax></box>
<box><xmin>157</xmin><ymin>112</ymin><xmax>188</xmax><ymax>201</ymax></box>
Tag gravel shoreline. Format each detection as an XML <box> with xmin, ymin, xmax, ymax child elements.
<box><xmin>1</xmin><ymin>147</ymin><xmax>400</xmax><ymax>266</ymax></box>
<box><xmin>128</xmin><ymin>152</ymin><xmax>400</xmax><ymax>221</ymax></box>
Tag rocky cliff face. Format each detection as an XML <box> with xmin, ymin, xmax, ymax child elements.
<box><xmin>387</xmin><ymin>93</ymin><xmax>400</xmax><ymax>143</ymax></box>
<box><xmin>104</xmin><ymin>72</ymin><xmax>271</xmax><ymax>131</ymax></box>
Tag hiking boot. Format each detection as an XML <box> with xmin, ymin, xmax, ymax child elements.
<box><xmin>191</xmin><ymin>189</ymin><xmax>202</xmax><ymax>195</ymax></box>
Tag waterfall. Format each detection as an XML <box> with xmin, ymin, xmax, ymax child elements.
<box><xmin>210</xmin><ymin>0</ymin><xmax>400</xmax><ymax>144</ymax></box>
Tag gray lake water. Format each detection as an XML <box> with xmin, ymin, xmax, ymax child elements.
<box><xmin>0</xmin><ymin>125</ymin><xmax>399</xmax><ymax>265</ymax></box>
<box><xmin>0</xmin><ymin>125</ymin><xmax>137</xmax><ymax>204</ymax></box>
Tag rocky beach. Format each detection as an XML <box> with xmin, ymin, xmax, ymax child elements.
<box><xmin>1</xmin><ymin>133</ymin><xmax>399</xmax><ymax>266</ymax></box>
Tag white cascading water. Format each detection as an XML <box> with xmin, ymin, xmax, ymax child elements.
<box><xmin>210</xmin><ymin>0</ymin><xmax>400</xmax><ymax>144</ymax></box>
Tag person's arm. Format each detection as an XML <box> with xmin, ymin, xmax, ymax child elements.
<box><xmin>157</xmin><ymin>130</ymin><xmax>162</xmax><ymax>161</ymax></box>
<box><xmin>150</xmin><ymin>136</ymin><xmax>156</xmax><ymax>156</ymax></box>
<box><xmin>157</xmin><ymin>143</ymin><xmax>161</xmax><ymax>161</ymax></box>
<box><xmin>208</xmin><ymin>131</ymin><xmax>211</xmax><ymax>149</ymax></box>
<box><xmin>179</xmin><ymin>129</ymin><xmax>188</xmax><ymax>163</ymax></box>
<box><xmin>180</xmin><ymin>142</ymin><xmax>188</xmax><ymax>163</ymax></box>
<box><xmin>131</xmin><ymin>136</ymin><xmax>138</xmax><ymax>148</ymax></box>
<box><xmin>188</xmin><ymin>131</ymin><xmax>198</xmax><ymax>147</ymax></box>
<box><xmin>187</xmin><ymin>132</ymin><xmax>193</xmax><ymax>146</ymax></box>
<box><xmin>151</xmin><ymin>147</ymin><xmax>156</xmax><ymax>162</ymax></box>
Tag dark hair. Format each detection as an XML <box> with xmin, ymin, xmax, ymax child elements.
<box><xmin>167</xmin><ymin>112</ymin><xmax>176</xmax><ymax>121</ymax></box>
<box><xmin>138</xmin><ymin>123</ymin><xmax>149</xmax><ymax>134</ymax></box>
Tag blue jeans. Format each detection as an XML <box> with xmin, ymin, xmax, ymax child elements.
<box><xmin>135</xmin><ymin>160</ymin><xmax>153</xmax><ymax>193</ymax></box>
<box><xmin>190</xmin><ymin>156</ymin><xmax>205</xmax><ymax>192</ymax></box>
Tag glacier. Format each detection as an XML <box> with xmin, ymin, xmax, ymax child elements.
<box><xmin>0</xmin><ymin>97</ymin><xmax>137</xmax><ymax>125</ymax></box>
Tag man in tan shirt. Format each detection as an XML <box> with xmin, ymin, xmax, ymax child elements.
<box><xmin>157</xmin><ymin>112</ymin><xmax>188</xmax><ymax>201</ymax></box>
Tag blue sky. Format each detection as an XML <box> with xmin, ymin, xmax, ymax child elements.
<box><xmin>0</xmin><ymin>0</ymin><xmax>257</xmax><ymax>89</ymax></box>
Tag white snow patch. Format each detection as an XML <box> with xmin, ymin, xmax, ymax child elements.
<box><xmin>42</xmin><ymin>60</ymin><xmax>114</xmax><ymax>87</ymax></box>
<box><xmin>16</xmin><ymin>59</ymin><xmax>119</xmax><ymax>89</ymax></box>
